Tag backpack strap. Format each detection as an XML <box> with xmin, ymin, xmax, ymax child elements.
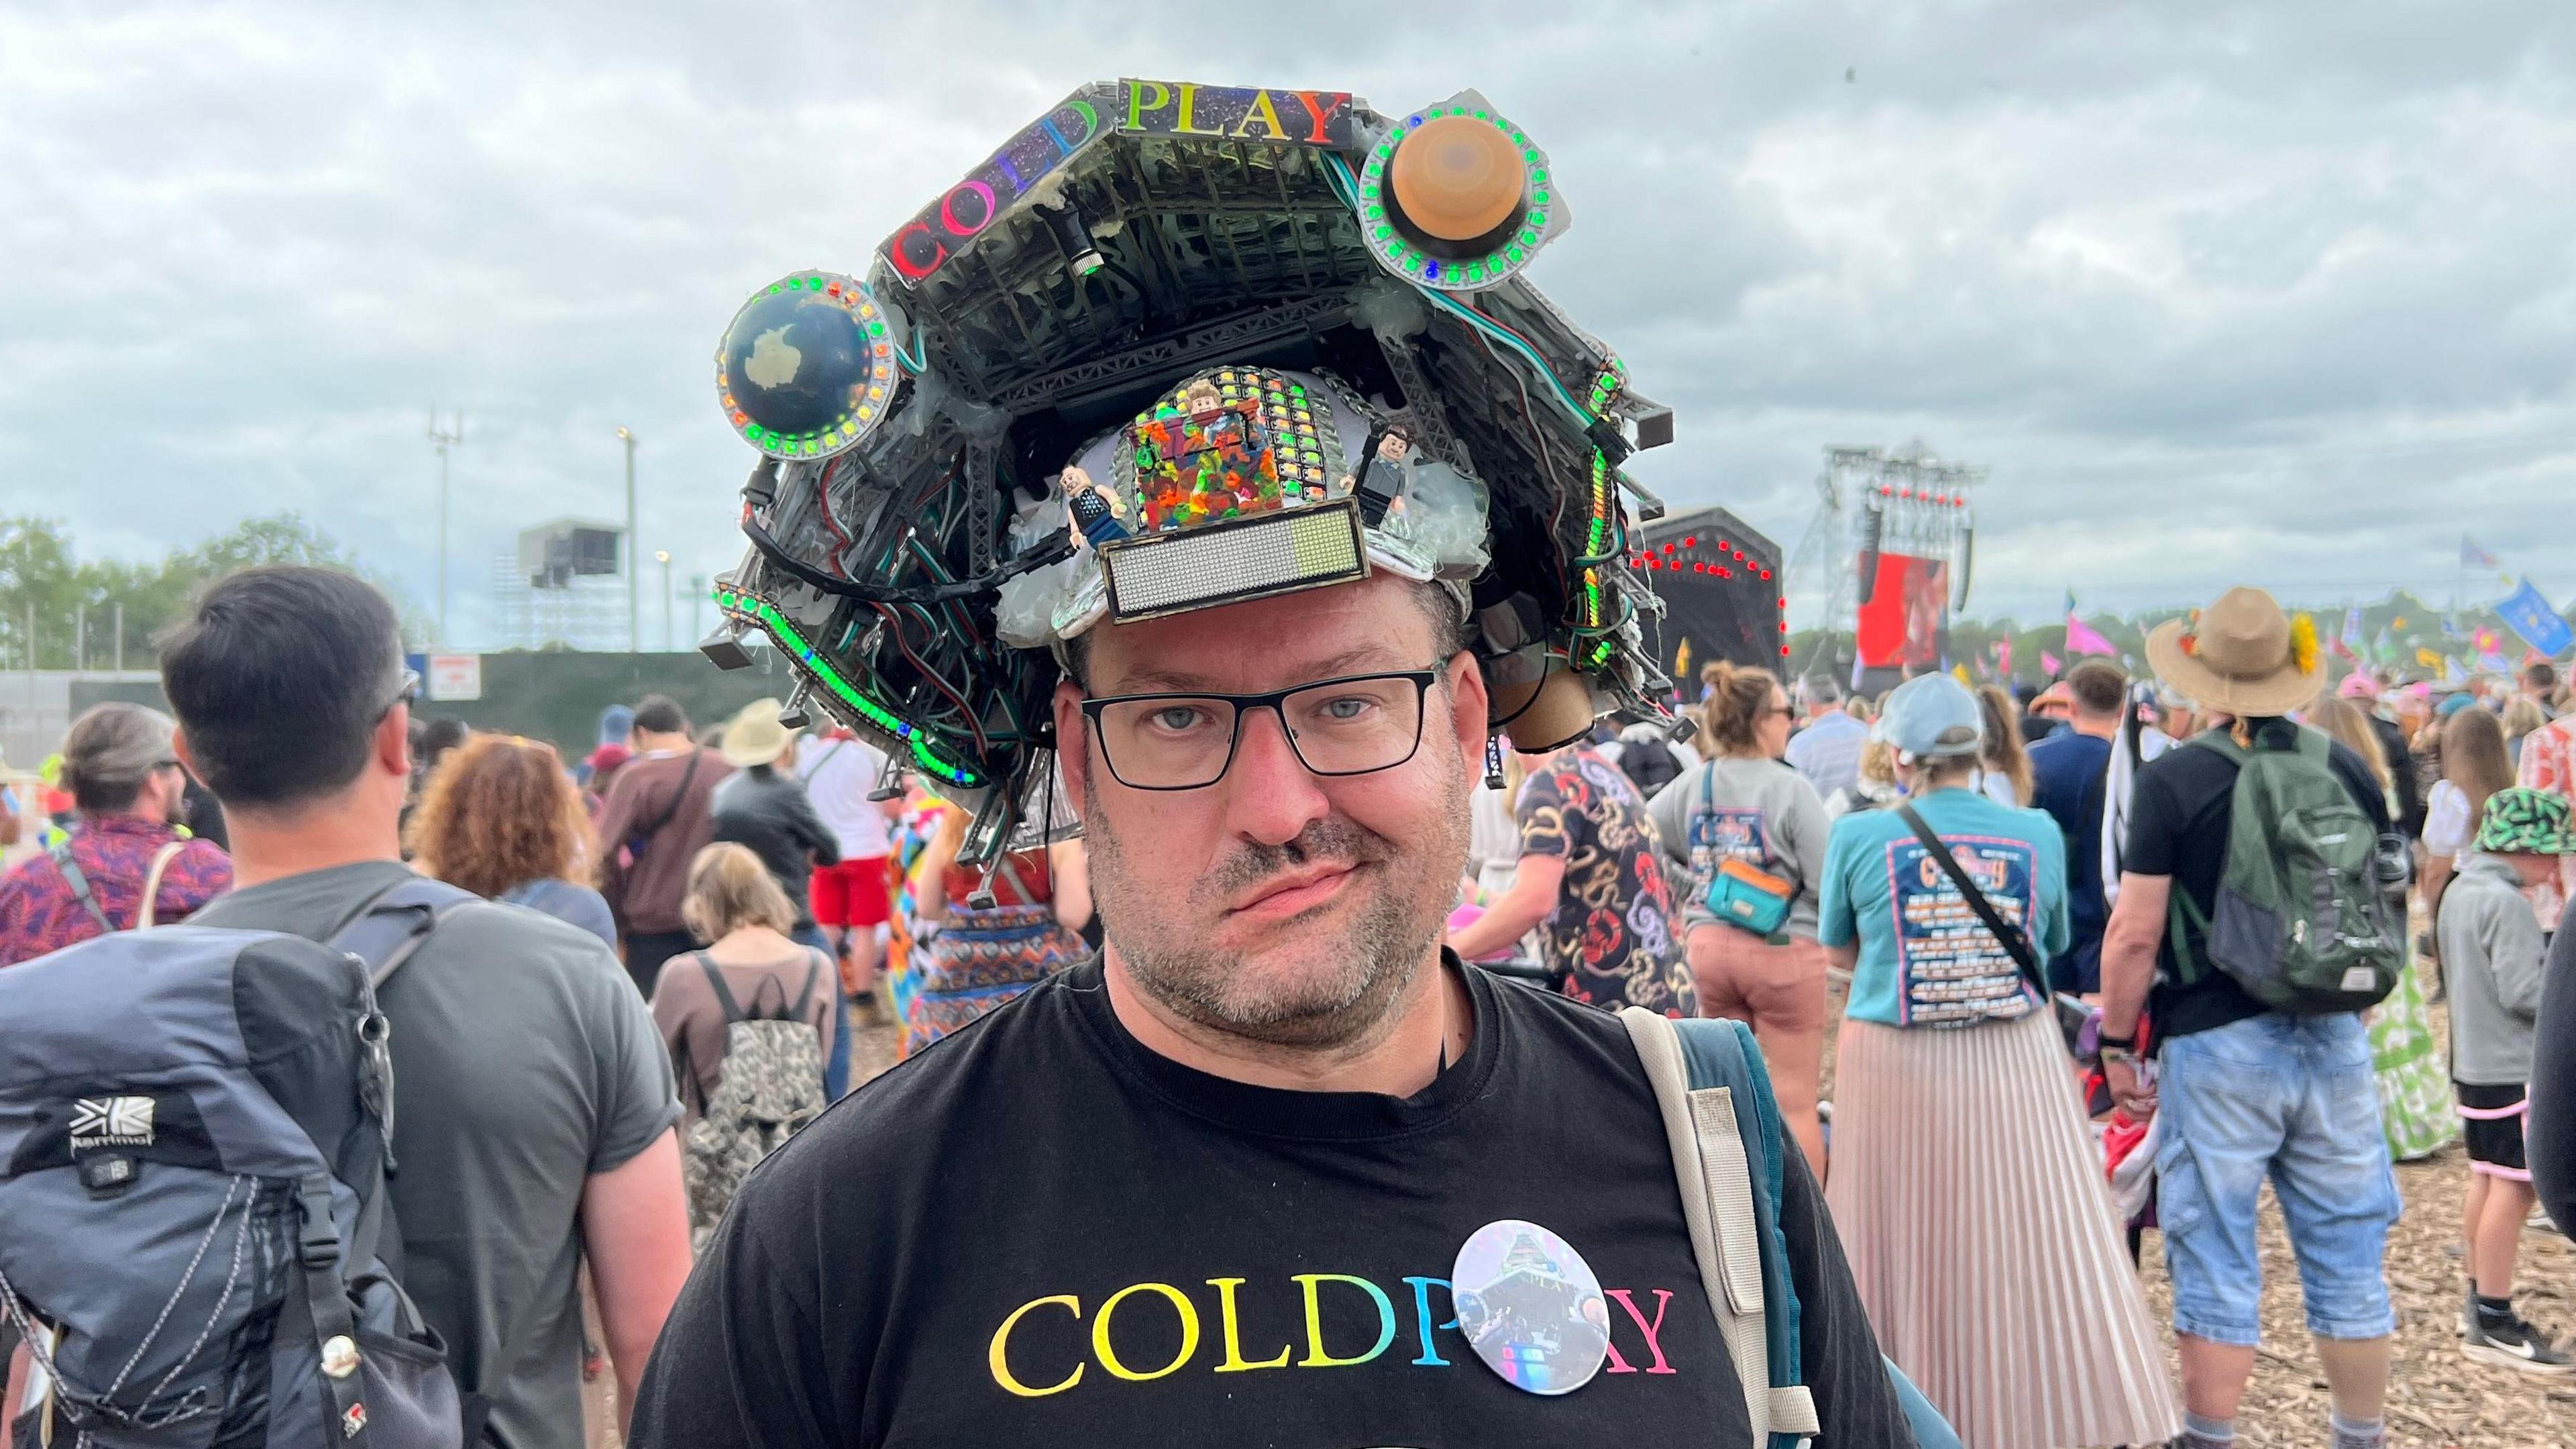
<box><xmin>133</xmin><ymin>841</ymin><xmax>187</xmax><ymax>930</ymax></box>
<box><xmin>327</xmin><ymin>876</ymin><xmax>480</xmax><ymax>1179</ymax></box>
<box><xmin>1619</xmin><ymin>1008</ymin><xmax>1817</xmax><ymax>1445</ymax></box>
<box><xmin>793</xmin><ymin>949</ymin><xmax>823</xmax><ymax>1021</ymax></box>
<box><xmin>46</xmin><ymin>836</ymin><xmax>117</xmax><ymax>936</ymax></box>
<box><xmin>696</xmin><ymin>951</ymin><xmax>749</xmax><ymax>1025</ymax></box>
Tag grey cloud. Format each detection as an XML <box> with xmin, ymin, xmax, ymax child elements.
<box><xmin>2</xmin><ymin>0</ymin><xmax>2570</xmax><ymax>643</ymax></box>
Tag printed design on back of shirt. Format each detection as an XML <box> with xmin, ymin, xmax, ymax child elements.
<box><xmin>1688</xmin><ymin>806</ymin><xmax>1772</xmax><ymax>886</ymax></box>
<box><xmin>1880</xmin><ymin>831</ymin><xmax>2041</xmax><ymax>1027</ymax></box>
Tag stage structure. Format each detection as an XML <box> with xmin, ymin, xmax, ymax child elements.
<box><xmin>1625</xmin><ymin>506</ymin><xmax>1785</xmax><ymax>694</ymax></box>
<box><xmin>495</xmin><ymin>518</ymin><xmax>629</xmax><ymax>652</ymax></box>
<box><xmin>1784</xmin><ymin>442</ymin><xmax>1980</xmax><ymax>692</ymax></box>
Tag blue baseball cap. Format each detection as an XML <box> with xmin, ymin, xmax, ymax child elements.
<box><xmin>2435</xmin><ymin>692</ymin><xmax>2477</xmax><ymax>718</ymax></box>
<box><xmin>1874</xmin><ymin>674</ymin><xmax>1986</xmax><ymax>761</ymax></box>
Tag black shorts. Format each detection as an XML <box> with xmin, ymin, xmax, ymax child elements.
<box><xmin>2457</xmin><ymin>1081</ymin><xmax>2530</xmax><ymax>1176</ymax></box>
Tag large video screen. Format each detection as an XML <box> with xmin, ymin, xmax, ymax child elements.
<box><xmin>1856</xmin><ymin>553</ymin><xmax>1948</xmax><ymax>670</ymax></box>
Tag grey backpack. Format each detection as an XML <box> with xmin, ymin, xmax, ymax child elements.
<box><xmin>678</xmin><ymin>953</ymin><xmax>826</xmax><ymax>1252</ymax></box>
<box><xmin>0</xmin><ymin>877</ymin><xmax>475</xmax><ymax>1449</ymax></box>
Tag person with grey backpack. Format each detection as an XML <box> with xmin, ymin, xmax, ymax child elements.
<box><xmin>2099</xmin><ymin>586</ymin><xmax>2407</xmax><ymax>1449</ymax></box>
<box><xmin>650</xmin><ymin>845</ymin><xmax>833</xmax><ymax>1251</ymax></box>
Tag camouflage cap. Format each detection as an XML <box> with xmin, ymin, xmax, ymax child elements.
<box><xmin>2474</xmin><ymin>786</ymin><xmax>2576</xmax><ymax>855</ymax></box>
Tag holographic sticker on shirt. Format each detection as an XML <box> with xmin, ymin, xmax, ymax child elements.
<box><xmin>1882</xmin><ymin>831</ymin><xmax>2041</xmax><ymax>1027</ymax></box>
<box><xmin>1450</xmin><ymin>1219</ymin><xmax>1611</xmax><ymax>1396</ymax></box>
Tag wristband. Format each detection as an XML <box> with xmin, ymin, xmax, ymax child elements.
<box><xmin>2097</xmin><ymin>1030</ymin><xmax>2136</xmax><ymax>1052</ymax></box>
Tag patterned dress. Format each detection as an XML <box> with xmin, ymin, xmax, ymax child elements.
<box><xmin>1513</xmin><ymin>746</ymin><xmax>1695</xmax><ymax>1016</ymax></box>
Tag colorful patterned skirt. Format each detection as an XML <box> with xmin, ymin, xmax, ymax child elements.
<box><xmin>902</xmin><ymin>904</ymin><xmax>1085</xmax><ymax>1055</ymax></box>
<box><xmin>2369</xmin><ymin>948</ymin><xmax>2458</xmax><ymax>1162</ymax></box>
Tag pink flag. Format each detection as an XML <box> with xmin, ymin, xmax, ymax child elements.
<box><xmin>2065</xmin><ymin>614</ymin><xmax>2118</xmax><ymax>657</ymax></box>
<box><xmin>1994</xmin><ymin>637</ymin><xmax>2013</xmax><ymax>677</ymax></box>
<box><xmin>2039</xmin><ymin>649</ymin><xmax>2063</xmax><ymax>677</ymax></box>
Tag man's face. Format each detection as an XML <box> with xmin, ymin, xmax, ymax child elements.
<box><xmin>1055</xmin><ymin>573</ymin><xmax>1485</xmax><ymax>1050</ymax></box>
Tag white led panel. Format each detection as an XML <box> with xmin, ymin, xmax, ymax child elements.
<box><xmin>1102</xmin><ymin>501</ymin><xmax>1368</xmax><ymax>623</ymax></box>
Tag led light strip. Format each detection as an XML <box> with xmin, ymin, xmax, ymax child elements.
<box><xmin>712</xmin><ymin>586</ymin><xmax>983</xmax><ymax>786</ymax></box>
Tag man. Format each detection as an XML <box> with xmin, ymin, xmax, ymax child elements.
<box><xmin>2023</xmin><ymin>659</ymin><xmax>2127</xmax><ymax>994</ymax></box>
<box><xmin>2522</xmin><ymin>661</ymin><xmax>2558</xmax><ymax>720</ymax></box>
<box><xmin>1446</xmin><ymin>737</ymin><xmax>1696</xmax><ymax>1016</ymax></box>
<box><xmin>1782</xmin><ymin>675</ymin><xmax>1868</xmax><ymax>801</ymax></box>
<box><xmin>598</xmin><ymin>693</ymin><xmax>735</xmax><ymax>996</ymax></box>
<box><xmin>165</xmin><ymin>566</ymin><xmax>692</xmax><ymax>1446</ymax></box>
<box><xmin>796</xmin><ymin>722</ymin><xmax>902</xmax><ymax>1000</ymax></box>
<box><xmin>2098</xmin><ymin>586</ymin><xmax>2400</xmax><ymax>1449</ymax></box>
<box><xmin>635</xmin><ymin>568</ymin><xmax>1902</xmax><ymax>1446</ymax></box>
<box><xmin>708</xmin><ymin>696</ymin><xmax>841</xmax><ymax>946</ymax></box>
<box><xmin>0</xmin><ymin>702</ymin><xmax>230</xmax><ymax>964</ymax></box>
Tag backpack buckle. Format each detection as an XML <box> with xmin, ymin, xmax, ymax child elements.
<box><xmin>297</xmin><ymin>1174</ymin><xmax>342</xmax><ymax>1269</ymax></box>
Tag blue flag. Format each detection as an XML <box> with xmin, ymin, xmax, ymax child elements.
<box><xmin>2496</xmin><ymin>579</ymin><xmax>2574</xmax><ymax>658</ymax></box>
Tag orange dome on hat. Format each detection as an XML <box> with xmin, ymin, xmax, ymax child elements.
<box><xmin>1389</xmin><ymin>115</ymin><xmax>1525</xmax><ymax>242</ymax></box>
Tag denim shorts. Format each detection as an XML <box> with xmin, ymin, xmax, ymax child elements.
<box><xmin>2155</xmin><ymin>1012</ymin><xmax>2400</xmax><ymax>1345</ymax></box>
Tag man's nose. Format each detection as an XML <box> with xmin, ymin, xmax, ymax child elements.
<box><xmin>1218</xmin><ymin>706</ymin><xmax>1332</xmax><ymax>847</ymax></box>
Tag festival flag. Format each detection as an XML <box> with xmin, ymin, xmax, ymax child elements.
<box><xmin>2463</xmin><ymin>535</ymin><xmax>2502</xmax><ymax>570</ymax></box>
<box><xmin>1950</xmin><ymin>663</ymin><xmax>1973</xmax><ymax>687</ymax></box>
<box><xmin>2494</xmin><ymin>578</ymin><xmax>2575</xmax><ymax>658</ymax></box>
<box><xmin>2063</xmin><ymin>591</ymin><xmax>2116</xmax><ymax>656</ymax></box>
<box><xmin>2371</xmin><ymin>626</ymin><xmax>2396</xmax><ymax>665</ymax></box>
<box><xmin>2445</xmin><ymin>656</ymin><xmax>2469</xmax><ymax>684</ymax></box>
<box><xmin>1994</xmin><ymin>637</ymin><xmax>2013</xmax><ymax>678</ymax></box>
<box><xmin>2039</xmin><ymin>649</ymin><xmax>2063</xmax><ymax>677</ymax></box>
<box><xmin>2340</xmin><ymin>606</ymin><xmax>2365</xmax><ymax>660</ymax></box>
<box><xmin>1674</xmin><ymin>637</ymin><xmax>1693</xmax><ymax>682</ymax></box>
<box><xmin>2416</xmin><ymin>647</ymin><xmax>2445</xmax><ymax>670</ymax></box>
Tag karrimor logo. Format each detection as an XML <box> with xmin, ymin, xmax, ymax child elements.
<box><xmin>69</xmin><ymin>1096</ymin><xmax>156</xmax><ymax>1149</ymax></box>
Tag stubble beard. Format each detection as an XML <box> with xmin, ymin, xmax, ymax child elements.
<box><xmin>1084</xmin><ymin>751</ymin><xmax>1471</xmax><ymax>1053</ymax></box>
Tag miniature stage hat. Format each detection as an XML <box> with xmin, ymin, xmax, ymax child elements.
<box><xmin>699</xmin><ymin>80</ymin><xmax>1674</xmax><ymax>843</ymax></box>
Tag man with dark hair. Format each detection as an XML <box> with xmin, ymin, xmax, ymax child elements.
<box><xmin>162</xmin><ymin>566</ymin><xmax>692</xmax><ymax>1447</ymax></box>
<box><xmin>0</xmin><ymin>702</ymin><xmax>231</xmax><ymax>964</ymax></box>
<box><xmin>2523</xmin><ymin>661</ymin><xmax>2559</xmax><ymax>720</ymax></box>
<box><xmin>598</xmin><ymin>693</ymin><xmax>735</xmax><ymax>995</ymax></box>
<box><xmin>2026</xmin><ymin>660</ymin><xmax>2130</xmax><ymax>992</ymax></box>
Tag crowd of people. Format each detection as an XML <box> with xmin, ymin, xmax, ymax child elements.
<box><xmin>5</xmin><ymin>564</ymin><xmax>2575</xmax><ymax>1449</ymax></box>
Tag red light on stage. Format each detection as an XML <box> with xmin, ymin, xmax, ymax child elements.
<box><xmin>1760</xmin><ymin>569</ymin><xmax>1773</xmax><ymax>580</ymax></box>
<box><xmin>1781</xmin><ymin>645</ymin><xmax>1792</xmax><ymax>657</ymax></box>
<box><xmin>1779</xmin><ymin>621</ymin><xmax>1789</xmax><ymax>632</ymax></box>
<box><xmin>1717</xmin><ymin>540</ymin><xmax>1728</xmax><ymax>550</ymax></box>
<box><xmin>1777</xmin><ymin>598</ymin><xmax>1788</xmax><ymax>608</ymax></box>
<box><xmin>1683</xmin><ymin>536</ymin><xmax>1697</xmax><ymax>547</ymax></box>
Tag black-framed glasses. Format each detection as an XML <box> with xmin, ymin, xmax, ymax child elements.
<box><xmin>1081</xmin><ymin>667</ymin><xmax>1440</xmax><ymax>791</ymax></box>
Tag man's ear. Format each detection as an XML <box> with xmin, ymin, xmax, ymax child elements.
<box><xmin>171</xmin><ymin>726</ymin><xmax>203</xmax><ymax>786</ymax></box>
<box><xmin>1445</xmin><ymin>650</ymin><xmax>1488</xmax><ymax>786</ymax></box>
<box><xmin>376</xmin><ymin>706</ymin><xmax>413</xmax><ymax>781</ymax></box>
<box><xmin>1053</xmin><ymin>681</ymin><xmax>1090</xmax><ymax>820</ymax></box>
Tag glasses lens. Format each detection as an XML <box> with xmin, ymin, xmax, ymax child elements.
<box><xmin>1281</xmin><ymin>675</ymin><xmax>1426</xmax><ymax>775</ymax></box>
<box><xmin>1095</xmin><ymin>696</ymin><xmax>1240</xmax><ymax>789</ymax></box>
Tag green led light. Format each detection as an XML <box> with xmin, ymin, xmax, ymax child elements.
<box><xmin>712</xmin><ymin>588</ymin><xmax>983</xmax><ymax>787</ymax></box>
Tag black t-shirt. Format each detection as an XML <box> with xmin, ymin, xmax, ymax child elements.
<box><xmin>631</xmin><ymin>958</ymin><xmax>1911</xmax><ymax>1448</ymax></box>
<box><xmin>2123</xmin><ymin>727</ymin><xmax>2392</xmax><ymax>1040</ymax></box>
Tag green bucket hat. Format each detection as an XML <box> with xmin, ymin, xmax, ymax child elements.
<box><xmin>2474</xmin><ymin>786</ymin><xmax>2576</xmax><ymax>855</ymax></box>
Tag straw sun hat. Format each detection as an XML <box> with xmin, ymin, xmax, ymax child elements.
<box><xmin>2143</xmin><ymin>586</ymin><xmax>2323</xmax><ymax>717</ymax></box>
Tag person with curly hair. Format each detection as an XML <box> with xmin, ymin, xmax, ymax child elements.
<box><xmin>407</xmin><ymin>732</ymin><xmax>618</xmax><ymax>947</ymax></box>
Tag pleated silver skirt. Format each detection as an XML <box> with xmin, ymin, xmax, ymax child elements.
<box><xmin>1826</xmin><ymin>1008</ymin><xmax>2180</xmax><ymax>1449</ymax></box>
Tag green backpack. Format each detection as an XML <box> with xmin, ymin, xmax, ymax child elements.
<box><xmin>2169</xmin><ymin>722</ymin><xmax>2402</xmax><ymax>1014</ymax></box>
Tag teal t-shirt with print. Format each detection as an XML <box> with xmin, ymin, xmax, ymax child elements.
<box><xmin>1817</xmin><ymin>787</ymin><xmax>2072</xmax><ymax>1027</ymax></box>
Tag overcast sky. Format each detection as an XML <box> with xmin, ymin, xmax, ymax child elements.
<box><xmin>5</xmin><ymin>1</ymin><xmax>2571</xmax><ymax>645</ymax></box>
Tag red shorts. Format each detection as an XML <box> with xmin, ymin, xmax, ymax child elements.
<box><xmin>811</xmin><ymin>856</ymin><xmax>896</xmax><ymax>930</ymax></box>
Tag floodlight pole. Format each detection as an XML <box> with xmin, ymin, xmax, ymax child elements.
<box><xmin>655</xmin><ymin>551</ymin><xmax>673</xmax><ymax>651</ymax></box>
<box><xmin>617</xmin><ymin>427</ymin><xmax>638</xmax><ymax>653</ymax></box>
<box><xmin>428</xmin><ymin>409</ymin><xmax>465</xmax><ymax>645</ymax></box>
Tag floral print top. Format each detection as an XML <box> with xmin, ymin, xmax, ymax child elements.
<box><xmin>1513</xmin><ymin>746</ymin><xmax>1695</xmax><ymax>1016</ymax></box>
